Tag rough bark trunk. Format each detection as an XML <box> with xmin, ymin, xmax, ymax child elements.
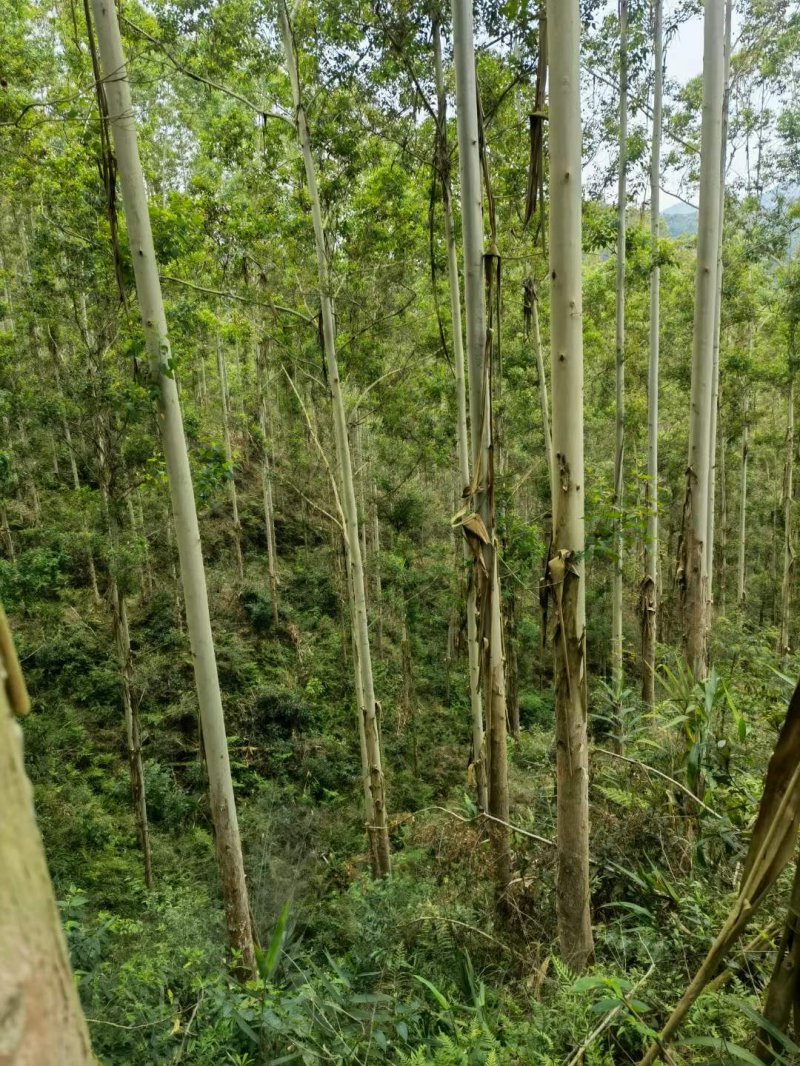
<box><xmin>216</xmin><ymin>335</ymin><xmax>244</xmax><ymax>582</ymax></box>
<box><xmin>679</xmin><ymin>0</ymin><xmax>725</xmax><ymax>681</ymax></box>
<box><xmin>279</xmin><ymin>2</ymin><xmax>391</xmax><ymax>877</ymax></box>
<box><xmin>611</xmin><ymin>0</ymin><xmax>627</xmax><ymax>718</ymax></box>
<box><xmin>641</xmin><ymin>0</ymin><xmax>662</xmax><ymax>708</ymax></box>
<box><xmin>547</xmin><ymin>0</ymin><xmax>594</xmax><ymax>973</ymax></box>
<box><xmin>90</xmin><ymin>0</ymin><xmax>255</xmax><ymax>978</ymax></box>
<box><xmin>0</xmin><ymin>611</ymin><xmax>96</xmax><ymax>1065</ymax></box>
<box><xmin>433</xmin><ymin>16</ymin><xmax>487</xmax><ymax>811</ymax></box>
<box><xmin>452</xmin><ymin>0</ymin><xmax>510</xmax><ymax>891</ymax></box>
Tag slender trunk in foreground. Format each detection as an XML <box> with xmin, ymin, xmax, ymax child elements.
<box><xmin>279</xmin><ymin>2</ymin><xmax>391</xmax><ymax>877</ymax></box>
<box><xmin>452</xmin><ymin>0</ymin><xmax>510</xmax><ymax>893</ymax></box>
<box><xmin>433</xmin><ymin>15</ymin><xmax>487</xmax><ymax>811</ymax></box>
<box><xmin>642</xmin><ymin>0</ymin><xmax>662</xmax><ymax>708</ymax></box>
<box><xmin>90</xmin><ymin>0</ymin><xmax>255</xmax><ymax>978</ymax></box>
<box><xmin>679</xmin><ymin>0</ymin><xmax>725</xmax><ymax>681</ymax></box>
<box><xmin>0</xmin><ymin>610</ymin><xmax>95</xmax><ymax>1064</ymax></box>
<box><xmin>611</xmin><ymin>0</ymin><xmax>628</xmax><ymax>718</ymax></box>
<box><xmin>547</xmin><ymin>0</ymin><xmax>594</xmax><ymax>972</ymax></box>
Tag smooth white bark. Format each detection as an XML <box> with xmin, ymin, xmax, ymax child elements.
<box><xmin>90</xmin><ymin>0</ymin><xmax>255</xmax><ymax>976</ymax></box>
<box><xmin>681</xmin><ymin>0</ymin><xmax>725</xmax><ymax>680</ymax></box>
<box><xmin>548</xmin><ymin>0</ymin><xmax>594</xmax><ymax>972</ymax></box>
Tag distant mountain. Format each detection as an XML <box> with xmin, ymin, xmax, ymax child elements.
<box><xmin>662</xmin><ymin>202</ymin><xmax>698</xmax><ymax>238</ymax></box>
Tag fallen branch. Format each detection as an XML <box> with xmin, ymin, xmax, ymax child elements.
<box><xmin>594</xmin><ymin>747</ymin><xmax>723</xmax><ymax>820</ymax></box>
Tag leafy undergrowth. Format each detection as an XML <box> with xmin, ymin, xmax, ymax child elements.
<box><xmin>8</xmin><ymin>510</ymin><xmax>799</xmax><ymax>1064</ymax></box>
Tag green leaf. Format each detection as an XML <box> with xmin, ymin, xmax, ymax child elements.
<box><xmin>256</xmin><ymin>901</ymin><xmax>290</xmax><ymax>982</ymax></box>
<box><xmin>412</xmin><ymin>974</ymin><xmax>451</xmax><ymax>1012</ymax></box>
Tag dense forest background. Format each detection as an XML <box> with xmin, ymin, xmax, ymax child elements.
<box><xmin>2</xmin><ymin>0</ymin><xmax>800</xmax><ymax>1062</ymax></box>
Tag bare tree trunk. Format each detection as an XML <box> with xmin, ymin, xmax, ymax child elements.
<box><xmin>547</xmin><ymin>0</ymin><xmax>594</xmax><ymax>972</ymax></box>
<box><xmin>707</xmin><ymin>0</ymin><xmax>733</xmax><ymax>607</ymax></box>
<box><xmin>90</xmin><ymin>0</ymin><xmax>255</xmax><ymax>978</ymax></box>
<box><xmin>779</xmin><ymin>361</ymin><xmax>795</xmax><ymax>658</ymax></box>
<box><xmin>371</xmin><ymin>476</ymin><xmax>383</xmax><ymax>658</ymax></box>
<box><xmin>530</xmin><ymin>282</ymin><xmax>554</xmax><ymax>510</ymax></box>
<box><xmin>452</xmin><ymin>0</ymin><xmax>510</xmax><ymax>891</ymax></box>
<box><xmin>0</xmin><ymin>611</ymin><xmax>96</xmax><ymax>1065</ymax></box>
<box><xmin>679</xmin><ymin>0</ymin><xmax>725</xmax><ymax>681</ymax></box>
<box><xmin>279</xmin><ymin>2</ymin><xmax>391</xmax><ymax>877</ymax></box>
<box><xmin>611</xmin><ymin>0</ymin><xmax>628</xmax><ymax>719</ymax></box>
<box><xmin>738</xmin><ymin>386</ymin><xmax>750</xmax><ymax>606</ymax></box>
<box><xmin>217</xmin><ymin>335</ymin><xmax>244</xmax><ymax>582</ymax></box>
<box><xmin>433</xmin><ymin>16</ymin><xmax>487</xmax><ymax>811</ymax></box>
<box><xmin>642</xmin><ymin>0</ymin><xmax>662</xmax><ymax>708</ymax></box>
<box><xmin>1</xmin><ymin>505</ymin><xmax>15</xmax><ymax>561</ymax></box>
<box><xmin>256</xmin><ymin>343</ymin><xmax>279</xmax><ymax>625</ymax></box>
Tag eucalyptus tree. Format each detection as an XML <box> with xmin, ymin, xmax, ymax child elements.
<box><xmin>432</xmin><ymin>15</ymin><xmax>487</xmax><ymax>811</ymax></box>
<box><xmin>547</xmin><ymin>0</ymin><xmax>594</xmax><ymax>971</ymax></box>
<box><xmin>680</xmin><ymin>0</ymin><xmax>725</xmax><ymax>681</ymax></box>
<box><xmin>707</xmin><ymin>0</ymin><xmax>734</xmax><ymax>607</ymax></box>
<box><xmin>611</xmin><ymin>0</ymin><xmax>628</xmax><ymax>718</ymax></box>
<box><xmin>216</xmin><ymin>332</ymin><xmax>245</xmax><ymax>581</ymax></box>
<box><xmin>451</xmin><ymin>0</ymin><xmax>510</xmax><ymax>894</ymax></box>
<box><xmin>89</xmin><ymin>0</ymin><xmax>256</xmax><ymax>977</ymax></box>
<box><xmin>278</xmin><ymin>0</ymin><xmax>391</xmax><ymax>878</ymax></box>
<box><xmin>642</xmin><ymin>0</ymin><xmax>663</xmax><ymax>708</ymax></box>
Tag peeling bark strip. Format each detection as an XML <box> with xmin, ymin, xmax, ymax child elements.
<box><xmin>547</xmin><ymin>0</ymin><xmax>594</xmax><ymax>972</ymax></box>
<box><xmin>279</xmin><ymin>1</ymin><xmax>391</xmax><ymax>878</ymax></box>
<box><xmin>680</xmin><ymin>0</ymin><xmax>725</xmax><ymax>681</ymax></box>
<box><xmin>452</xmin><ymin>0</ymin><xmax>510</xmax><ymax>897</ymax></box>
<box><xmin>89</xmin><ymin>0</ymin><xmax>255</xmax><ymax>977</ymax></box>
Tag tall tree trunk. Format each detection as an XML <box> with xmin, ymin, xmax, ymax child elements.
<box><xmin>371</xmin><ymin>476</ymin><xmax>383</xmax><ymax>658</ymax></box>
<box><xmin>779</xmin><ymin>359</ymin><xmax>795</xmax><ymax>658</ymax></box>
<box><xmin>256</xmin><ymin>342</ymin><xmax>280</xmax><ymax>626</ymax></box>
<box><xmin>530</xmin><ymin>281</ymin><xmax>554</xmax><ymax>511</ymax></box>
<box><xmin>738</xmin><ymin>386</ymin><xmax>750</xmax><ymax>606</ymax></box>
<box><xmin>97</xmin><ymin>421</ymin><xmax>154</xmax><ymax>889</ymax></box>
<box><xmin>547</xmin><ymin>0</ymin><xmax>594</xmax><ymax>972</ymax></box>
<box><xmin>707</xmin><ymin>0</ymin><xmax>733</xmax><ymax>607</ymax></box>
<box><xmin>0</xmin><ymin>611</ymin><xmax>96</xmax><ymax>1065</ymax></box>
<box><xmin>642</xmin><ymin>0</ymin><xmax>662</xmax><ymax>708</ymax></box>
<box><xmin>217</xmin><ymin>335</ymin><xmax>245</xmax><ymax>582</ymax></box>
<box><xmin>90</xmin><ymin>0</ymin><xmax>256</xmax><ymax>978</ymax></box>
<box><xmin>52</xmin><ymin>338</ymin><xmax>101</xmax><ymax>605</ymax></box>
<box><xmin>433</xmin><ymin>16</ymin><xmax>487</xmax><ymax>811</ymax></box>
<box><xmin>452</xmin><ymin>0</ymin><xmax>510</xmax><ymax>892</ymax></box>
<box><xmin>611</xmin><ymin>0</ymin><xmax>628</xmax><ymax>718</ymax></box>
<box><xmin>279</xmin><ymin>2</ymin><xmax>391</xmax><ymax>877</ymax></box>
<box><xmin>679</xmin><ymin>0</ymin><xmax>725</xmax><ymax>681</ymax></box>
